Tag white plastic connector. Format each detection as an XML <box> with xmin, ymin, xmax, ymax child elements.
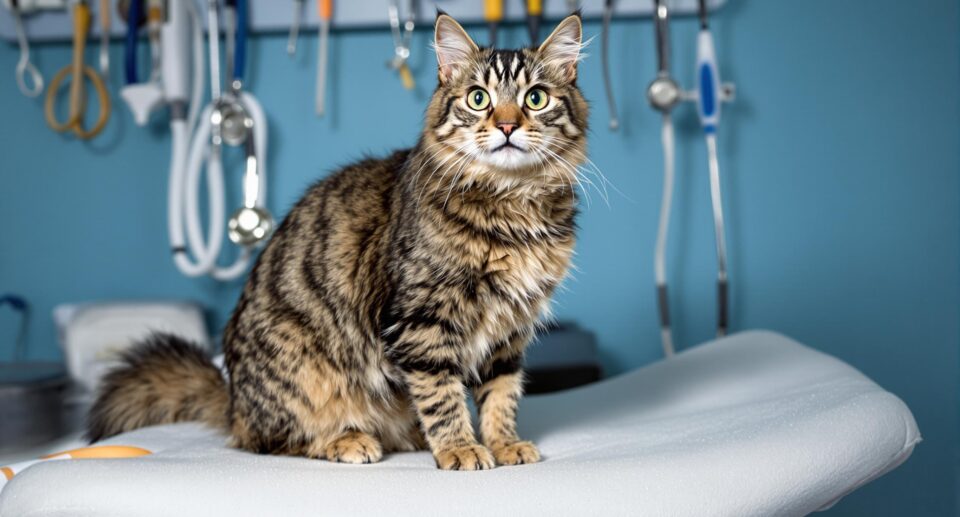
<box><xmin>121</xmin><ymin>82</ymin><xmax>164</xmax><ymax>126</ymax></box>
<box><xmin>161</xmin><ymin>0</ymin><xmax>192</xmax><ymax>103</ymax></box>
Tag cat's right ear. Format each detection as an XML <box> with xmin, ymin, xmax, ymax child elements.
<box><xmin>434</xmin><ymin>14</ymin><xmax>478</xmax><ymax>84</ymax></box>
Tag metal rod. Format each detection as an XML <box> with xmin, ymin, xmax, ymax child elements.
<box><xmin>706</xmin><ymin>133</ymin><xmax>729</xmax><ymax>337</ymax></box>
<box><xmin>287</xmin><ymin>0</ymin><xmax>304</xmax><ymax>56</ymax></box>
<box><xmin>601</xmin><ymin>0</ymin><xmax>618</xmax><ymax>130</ymax></box>
<box><xmin>653</xmin><ymin>0</ymin><xmax>670</xmax><ymax>74</ymax></box>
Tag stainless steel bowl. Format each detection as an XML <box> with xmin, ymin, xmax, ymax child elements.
<box><xmin>0</xmin><ymin>363</ymin><xmax>70</xmax><ymax>452</ymax></box>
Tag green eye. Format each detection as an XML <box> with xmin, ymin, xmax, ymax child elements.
<box><xmin>466</xmin><ymin>88</ymin><xmax>490</xmax><ymax>110</ymax></box>
<box><xmin>525</xmin><ymin>88</ymin><xmax>548</xmax><ymax>110</ymax></box>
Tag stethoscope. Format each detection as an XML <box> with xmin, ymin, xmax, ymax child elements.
<box><xmin>188</xmin><ymin>0</ymin><xmax>271</xmax><ymax>279</ymax></box>
<box><xmin>127</xmin><ymin>0</ymin><xmax>274</xmax><ymax>280</ymax></box>
<box><xmin>648</xmin><ymin>0</ymin><xmax>734</xmax><ymax>356</ymax></box>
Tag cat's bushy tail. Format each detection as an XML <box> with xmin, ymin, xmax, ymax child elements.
<box><xmin>86</xmin><ymin>333</ymin><xmax>229</xmax><ymax>443</ymax></box>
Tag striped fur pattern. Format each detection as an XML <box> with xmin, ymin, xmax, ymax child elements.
<box><xmin>86</xmin><ymin>333</ymin><xmax>229</xmax><ymax>443</ymax></box>
<box><xmin>87</xmin><ymin>14</ymin><xmax>587</xmax><ymax>470</ymax></box>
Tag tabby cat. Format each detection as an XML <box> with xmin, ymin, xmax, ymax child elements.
<box><xmin>88</xmin><ymin>13</ymin><xmax>588</xmax><ymax>471</ymax></box>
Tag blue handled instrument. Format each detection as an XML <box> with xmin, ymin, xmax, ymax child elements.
<box><xmin>695</xmin><ymin>0</ymin><xmax>729</xmax><ymax>338</ymax></box>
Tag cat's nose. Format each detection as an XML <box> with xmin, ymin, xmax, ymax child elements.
<box><xmin>497</xmin><ymin>122</ymin><xmax>517</xmax><ymax>136</ymax></box>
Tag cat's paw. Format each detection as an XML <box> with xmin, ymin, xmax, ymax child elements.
<box><xmin>325</xmin><ymin>431</ymin><xmax>383</xmax><ymax>464</ymax></box>
<box><xmin>434</xmin><ymin>444</ymin><xmax>495</xmax><ymax>471</ymax></box>
<box><xmin>492</xmin><ymin>441</ymin><xmax>540</xmax><ymax>466</ymax></box>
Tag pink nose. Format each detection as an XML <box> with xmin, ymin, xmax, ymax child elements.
<box><xmin>497</xmin><ymin>122</ymin><xmax>517</xmax><ymax>136</ymax></box>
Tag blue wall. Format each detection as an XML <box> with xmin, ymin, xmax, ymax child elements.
<box><xmin>1</xmin><ymin>1</ymin><xmax>957</xmax><ymax>514</ymax></box>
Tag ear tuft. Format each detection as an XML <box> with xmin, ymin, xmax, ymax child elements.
<box><xmin>434</xmin><ymin>15</ymin><xmax>478</xmax><ymax>84</ymax></box>
<box><xmin>538</xmin><ymin>15</ymin><xmax>583</xmax><ymax>79</ymax></box>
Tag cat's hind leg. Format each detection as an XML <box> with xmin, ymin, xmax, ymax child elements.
<box><xmin>317</xmin><ymin>429</ymin><xmax>384</xmax><ymax>464</ymax></box>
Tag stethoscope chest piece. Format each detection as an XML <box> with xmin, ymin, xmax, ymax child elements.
<box><xmin>213</xmin><ymin>98</ymin><xmax>253</xmax><ymax>147</ymax></box>
<box><xmin>228</xmin><ymin>206</ymin><xmax>273</xmax><ymax>246</ymax></box>
<box><xmin>647</xmin><ymin>75</ymin><xmax>682</xmax><ymax>113</ymax></box>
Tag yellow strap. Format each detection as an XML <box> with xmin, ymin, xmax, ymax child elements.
<box><xmin>71</xmin><ymin>2</ymin><xmax>91</xmax><ymax>120</ymax></box>
<box><xmin>399</xmin><ymin>64</ymin><xmax>414</xmax><ymax>90</ymax></box>
<box><xmin>528</xmin><ymin>0</ymin><xmax>543</xmax><ymax>16</ymax></box>
<box><xmin>484</xmin><ymin>0</ymin><xmax>503</xmax><ymax>22</ymax></box>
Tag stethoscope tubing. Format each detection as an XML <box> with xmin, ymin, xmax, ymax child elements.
<box><xmin>124</xmin><ymin>0</ymin><xmax>142</xmax><ymax>85</ymax></box>
<box><xmin>233</xmin><ymin>0</ymin><xmax>247</xmax><ymax>83</ymax></box>
<box><xmin>169</xmin><ymin>0</ymin><xmax>267</xmax><ymax>281</ymax></box>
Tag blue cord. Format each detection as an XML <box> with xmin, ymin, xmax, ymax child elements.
<box><xmin>234</xmin><ymin>0</ymin><xmax>247</xmax><ymax>82</ymax></box>
<box><xmin>0</xmin><ymin>294</ymin><xmax>29</xmax><ymax>362</ymax></box>
<box><xmin>124</xmin><ymin>0</ymin><xmax>143</xmax><ymax>85</ymax></box>
<box><xmin>0</xmin><ymin>294</ymin><xmax>27</xmax><ymax>312</ymax></box>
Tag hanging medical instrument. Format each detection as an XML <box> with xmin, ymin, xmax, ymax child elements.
<box><xmin>648</xmin><ymin>0</ymin><xmax>734</xmax><ymax>356</ymax></box>
<box><xmin>177</xmin><ymin>0</ymin><xmax>272</xmax><ymax>279</ymax></box>
<box><xmin>43</xmin><ymin>0</ymin><xmax>110</xmax><ymax>139</ymax></box>
<box><xmin>315</xmin><ymin>0</ymin><xmax>331</xmax><ymax>115</ymax></box>
<box><xmin>386</xmin><ymin>0</ymin><xmax>414</xmax><ymax>90</ymax></box>
<box><xmin>6</xmin><ymin>0</ymin><xmax>44</xmax><ymax>97</ymax></box>
<box><xmin>286</xmin><ymin>0</ymin><xmax>303</xmax><ymax>55</ymax></box>
<box><xmin>526</xmin><ymin>0</ymin><xmax>542</xmax><ymax>45</ymax></box>
<box><xmin>600</xmin><ymin>0</ymin><xmax>618</xmax><ymax>130</ymax></box>
<box><xmin>120</xmin><ymin>0</ymin><xmax>166</xmax><ymax>125</ymax></box>
<box><xmin>648</xmin><ymin>0</ymin><xmax>679</xmax><ymax>356</ymax></box>
<box><xmin>125</xmin><ymin>0</ymin><xmax>270</xmax><ymax>280</ymax></box>
<box><xmin>484</xmin><ymin>0</ymin><xmax>502</xmax><ymax>47</ymax></box>
<box><xmin>695</xmin><ymin>0</ymin><xmax>730</xmax><ymax>339</ymax></box>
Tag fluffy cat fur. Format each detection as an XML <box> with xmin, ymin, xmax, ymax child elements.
<box><xmin>88</xmin><ymin>13</ymin><xmax>588</xmax><ymax>470</ymax></box>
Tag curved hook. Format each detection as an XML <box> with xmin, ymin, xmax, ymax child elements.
<box><xmin>11</xmin><ymin>2</ymin><xmax>44</xmax><ymax>97</ymax></box>
<box><xmin>16</xmin><ymin>58</ymin><xmax>44</xmax><ymax>98</ymax></box>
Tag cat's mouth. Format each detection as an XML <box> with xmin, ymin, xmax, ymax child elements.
<box><xmin>477</xmin><ymin>139</ymin><xmax>540</xmax><ymax>170</ymax></box>
<box><xmin>490</xmin><ymin>142</ymin><xmax>526</xmax><ymax>153</ymax></box>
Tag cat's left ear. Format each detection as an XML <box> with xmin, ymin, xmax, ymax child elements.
<box><xmin>538</xmin><ymin>14</ymin><xmax>583</xmax><ymax>80</ymax></box>
<box><xmin>434</xmin><ymin>14</ymin><xmax>478</xmax><ymax>84</ymax></box>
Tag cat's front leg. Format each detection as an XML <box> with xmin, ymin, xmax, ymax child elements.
<box><xmin>403</xmin><ymin>367</ymin><xmax>494</xmax><ymax>470</ymax></box>
<box><xmin>386</xmin><ymin>321</ymin><xmax>494</xmax><ymax>470</ymax></box>
<box><xmin>473</xmin><ymin>331</ymin><xmax>541</xmax><ymax>466</ymax></box>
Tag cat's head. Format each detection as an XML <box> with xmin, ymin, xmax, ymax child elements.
<box><xmin>421</xmin><ymin>13</ymin><xmax>588</xmax><ymax>191</ymax></box>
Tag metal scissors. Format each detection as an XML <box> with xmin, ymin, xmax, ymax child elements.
<box><xmin>44</xmin><ymin>0</ymin><xmax>111</xmax><ymax>139</ymax></box>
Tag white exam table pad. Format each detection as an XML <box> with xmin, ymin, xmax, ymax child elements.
<box><xmin>0</xmin><ymin>331</ymin><xmax>920</xmax><ymax>517</ymax></box>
